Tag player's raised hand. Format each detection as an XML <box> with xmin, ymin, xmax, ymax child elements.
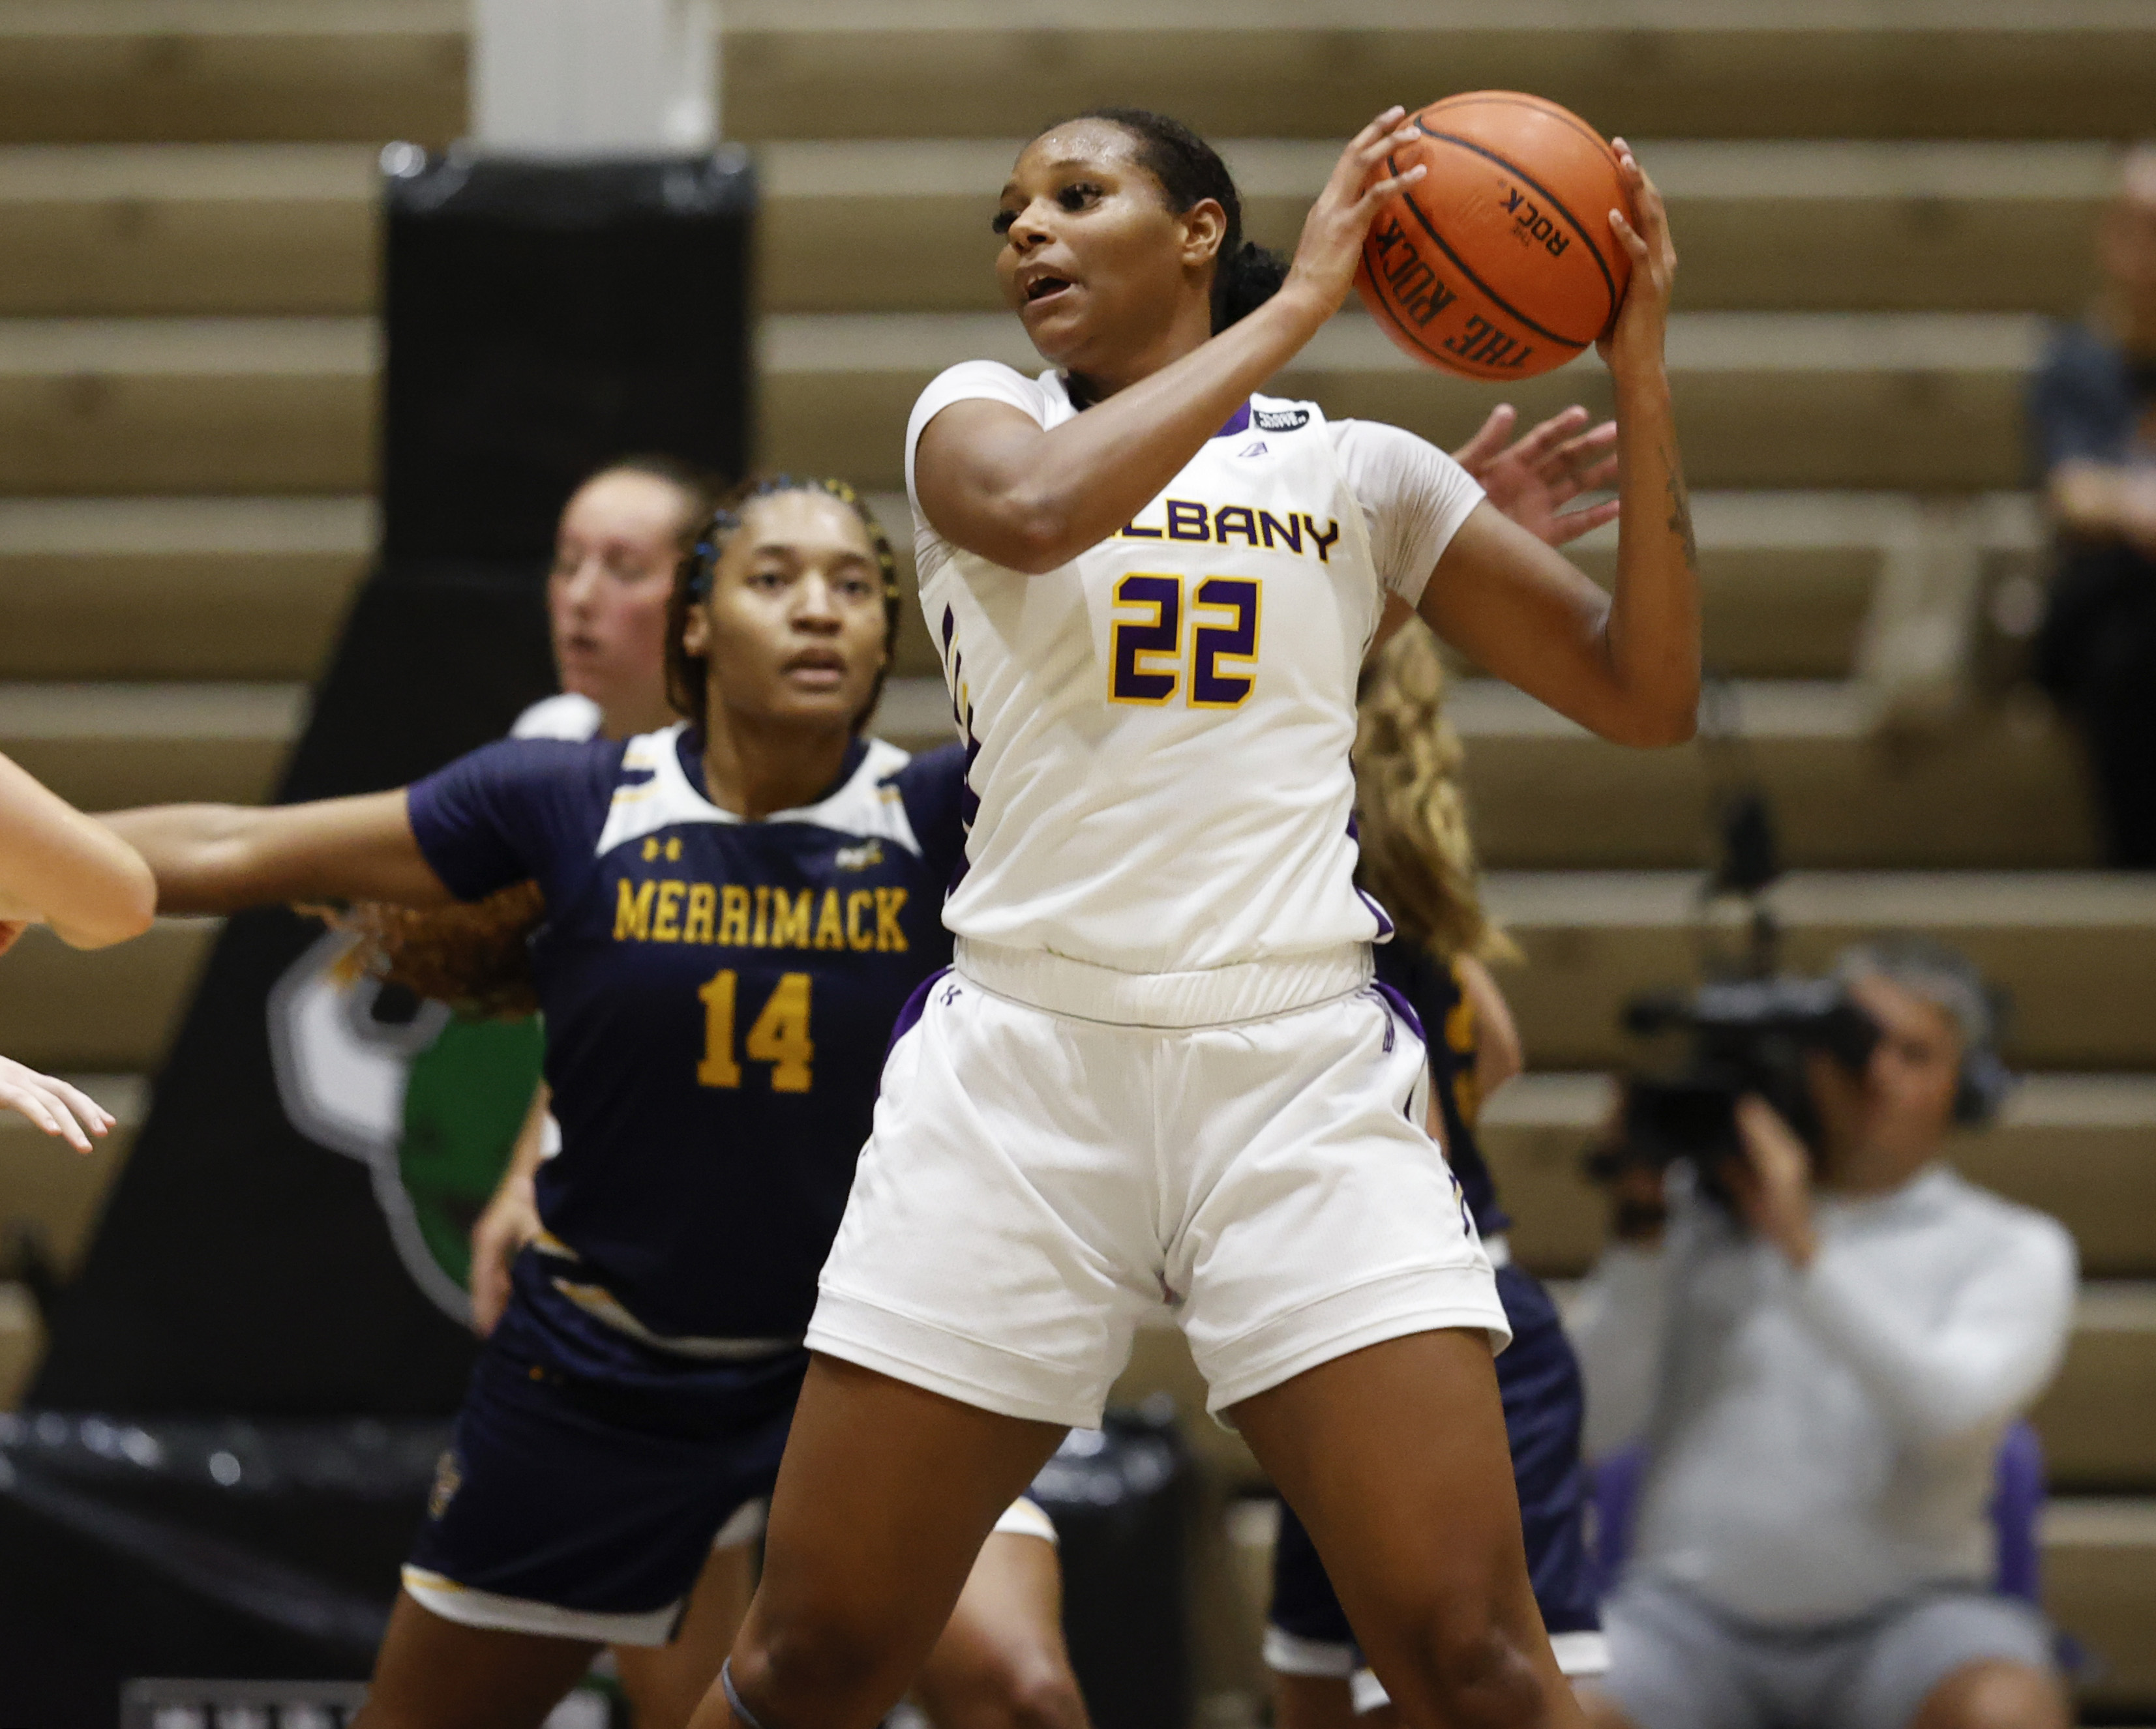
<box><xmin>1598</xmin><ymin>140</ymin><xmax>1677</xmax><ymax>377</ymax></box>
<box><xmin>1454</xmin><ymin>404</ymin><xmax>1621</xmax><ymax>548</ymax></box>
<box><xmin>0</xmin><ymin>1055</ymin><xmax>115</xmax><ymax>1155</ymax></box>
<box><xmin>1281</xmin><ymin>108</ymin><xmax>1426</xmax><ymax>319</ymax></box>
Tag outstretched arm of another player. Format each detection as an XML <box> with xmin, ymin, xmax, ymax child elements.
<box><xmin>0</xmin><ymin>751</ymin><xmax>155</xmax><ymax>949</ymax></box>
<box><xmin>1366</xmin><ymin>404</ymin><xmax>1622</xmax><ymax>664</ymax></box>
<box><xmin>1453</xmin><ymin>404</ymin><xmax>1620</xmax><ymax>550</ymax></box>
<box><xmin>0</xmin><ymin>754</ymin><xmax>154</xmax><ymax>1151</ymax></box>
<box><xmin>1417</xmin><ymin>144</ymin><xmax>1699</xmax><ymax>748</ymax></box>
<box><xmin>0</xmin><ymin>1057</ymin><xmax>116</xmax><ymax>1155</ymax></box>
<box><xmin>102</xmin><ymin>793</ymin><xmax>452</xmax><ymax>916</ymax></box>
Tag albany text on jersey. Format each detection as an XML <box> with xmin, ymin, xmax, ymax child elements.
<box><xmin>906</xmin><ymin>368</ymin><xmax>1482</xmax><ymax>1026</ymax></box>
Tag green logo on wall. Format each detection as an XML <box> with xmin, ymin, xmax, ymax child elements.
<box><xmin>269</xmin><ymin>932</ymin><xmax>544</xmax><ymax>1320</ymax></box>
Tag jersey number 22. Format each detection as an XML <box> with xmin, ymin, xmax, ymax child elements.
<box><xmin>1110</xmin><ymin>574</ymin><xmax>1261</xmax><ymax>708</ymax></box>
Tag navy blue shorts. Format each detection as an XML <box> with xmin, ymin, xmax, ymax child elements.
<box><xmin>403</xmin><ymin>1325</ymin><xmax>806</xmax><ymax>1645</ymax></box>
<box><xmin>1266</xmin><ymin>1263</ymin><xmax>1603</xmax><ymax>1677</ymax></box>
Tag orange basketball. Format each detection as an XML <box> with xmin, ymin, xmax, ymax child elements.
<box><xmin>1355</xmin><ymin>92</ymin><xmax>1632</xmax><ymax>381</ymax></box>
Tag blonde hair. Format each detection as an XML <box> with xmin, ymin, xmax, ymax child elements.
<box><xmin>1353</xmin><ymin>627</ymin><xmax>1514</xmax><ymax>964</ymax></box>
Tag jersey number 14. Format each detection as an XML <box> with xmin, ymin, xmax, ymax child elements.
<box><xmin>698</xmin><ymin>968</ymin><xmax>813</xmax><ymax>1093</ymax></box>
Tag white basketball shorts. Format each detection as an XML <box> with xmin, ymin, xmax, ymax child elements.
<box><xmin>807</xmin><ymin>971</ymin><xmax>1510</xmax><ymax>1429</ymax></box>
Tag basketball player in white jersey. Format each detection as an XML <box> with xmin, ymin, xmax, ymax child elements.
<box><xmin>694</xmin><ymin>106</ymin><xmax>1693</xmax><ymax>1729</ymax></box>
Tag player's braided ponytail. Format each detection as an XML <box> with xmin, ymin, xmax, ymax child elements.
<box><xmin>1354</xmin><ymin>628</ymin><xmax>1516</xmax><ymax>965</ymax></box>
<box><xmin>1077</xmin><ymin>108</ymin><xmax>1290</xmax><ymax>334</ymax></box>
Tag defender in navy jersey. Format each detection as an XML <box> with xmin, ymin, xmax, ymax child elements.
<box><xmin>106</xmin><ymin>479</ymin><xmax>1086</xmax><ymax>1729</ymax></box>
<box><xmin>405</xmin><ymin>722</ymin><xmax>963</xmax><ymax>1362</ymax></box>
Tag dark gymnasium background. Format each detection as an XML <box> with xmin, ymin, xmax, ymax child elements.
<box><xmin>0</xmin><ymin>3</ymin><xmax>2154</xmax><ymax>1725</ymax></box>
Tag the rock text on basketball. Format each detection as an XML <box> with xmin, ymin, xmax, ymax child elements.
<box><xmin>1367</xmin><ymin>214</ymin><xmax>1459</xmax><ymax>329</ymax></box>
<box><xmin>1502</xmin><ymin>187</ymin><xmax>1572</xmax><ymax>259</ymax></box>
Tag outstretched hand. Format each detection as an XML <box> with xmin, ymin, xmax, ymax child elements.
<box><xmin>1453</xmin><ymin>404</ymin><xmax>1621</xmax><ymax>548</ymax></box>
<box><xmin>0</xmin><ymin>1055</ymin><xmax>115</xmax><ymax>1155</ymax></box>
<box><xmin>1281</xmin><ymin>107</ymin><xmax>1427</xmax><ymax>321</ymax></box>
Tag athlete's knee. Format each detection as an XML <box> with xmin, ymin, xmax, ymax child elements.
<box><xmin>728</xmin><ymin>1612</ymin><xmax>891</xmax><ymax>1729</ymax></box>
<box><xmin>1378</xmin><ymin>1612</ymin><xmax>1550</xmax><ymax>1729</ymax></box>
<box><xmin>971</xmin><ymin>1657</ymin><xmax>1090</xmax><ymax>1729</ymax></box>
<box><xmin>920</xmin><ymin>1641</ymin><xmax>1089</xmax><ymax>1729</ymax></box>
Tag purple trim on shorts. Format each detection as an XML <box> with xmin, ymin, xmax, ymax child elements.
<box><xmin>1373</xmin><ymin>981</ymin><xmax>1428</xmax><ymax>1050</ymax></box>
<box><xmin>884</xmin><ymin>966</ymin><xmax>953</xmax><ymax>1059</ymax></box>
<box><xmin>1214</xmin><ymin>400</ymin><xmax>1253</xmax><ymax>439</ymax></box>
<box><xmin>1358</xmin><ymin>889</ymin><xmax>1397</xmax><ymax>940</ymax></box>
<box><xmin>1344</xmin><ymin>815</ymin><xmax>1396</xmax><ymax>939</ymax></box>
<box><xmin>1373</xmin><ymin>982</ymin><xmax>1429</xmax><ymax>1119</ymax></box>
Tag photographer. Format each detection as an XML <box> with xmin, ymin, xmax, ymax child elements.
<box><xmin>1572</xmin><ymin>939</ymin><xmax>2077</xmax><ymax>1729</ymax></box>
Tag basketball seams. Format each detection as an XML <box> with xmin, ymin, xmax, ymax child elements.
<box><xmin>1412</xmin><ymin>123</ymin><xmax>1621</xmax><ymax>321</ymax></box>
<box><xmin>1383</xmin><ymin>151</ymin><xmax>1594</xmax><ymax>353</ymax></box>
<box><xmin>1424</xmin><ymin>91</ymin><xmax>1615</xmax><ymax>165</ymax></box>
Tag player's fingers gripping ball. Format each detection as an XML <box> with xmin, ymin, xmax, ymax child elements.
<box><xmin>1355</xmin><ymin>92</ymin><xmax>1634</xmax><ymax>381</ymax></box>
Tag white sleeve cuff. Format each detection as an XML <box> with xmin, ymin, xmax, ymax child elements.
<box><xmin>903</xmin><ymin>361</ymin><xmax>1051</xmax><ymax>512</ymax></box>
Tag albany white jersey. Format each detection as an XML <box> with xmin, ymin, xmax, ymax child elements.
<box><xmin>906</xmin><ymin>362</ymin><xmax>1484</xmax><ymax>1026</ymax></box>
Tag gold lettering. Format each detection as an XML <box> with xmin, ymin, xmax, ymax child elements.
<box><xmin>846</xmin><ymin>889</ymin><xmax>876</xmax><ymax>951</ymax></box>
<box><xmin>768</xmin><ymin>887</ymin><xmax>814</xmax><ymax>949</ymax></box>
<box><xmin>875</xmin><ymin>887</ymin><xmax>910</xmax><ymax>953</ymax></box>
<box><xmin>814</xmin><ymin>888</ymin><xmax>846</xmax><ymax>950</ymax></box>
<box><xmin>751</xmin><ymin>885</ymin><xmax>770</xmax><ymax>947</ymax></box>
<box><xmin>684</xmin><ymin>883</ymin><xmax>717</xmax><ymax>945</ymax></box>
<box><xmin>717</xmin><ymin>885</ymin><xmax>752</xmax><ymax>946</ymax></box>
<box><xmin>613</xmin><ymin>879</ymin><xmax>654</xmax><ymax>941</ymax></box>
<box><xmin>651</xmin><ymin>880</ymin><xmax>685</xmax><ymax>942</ymax></box>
